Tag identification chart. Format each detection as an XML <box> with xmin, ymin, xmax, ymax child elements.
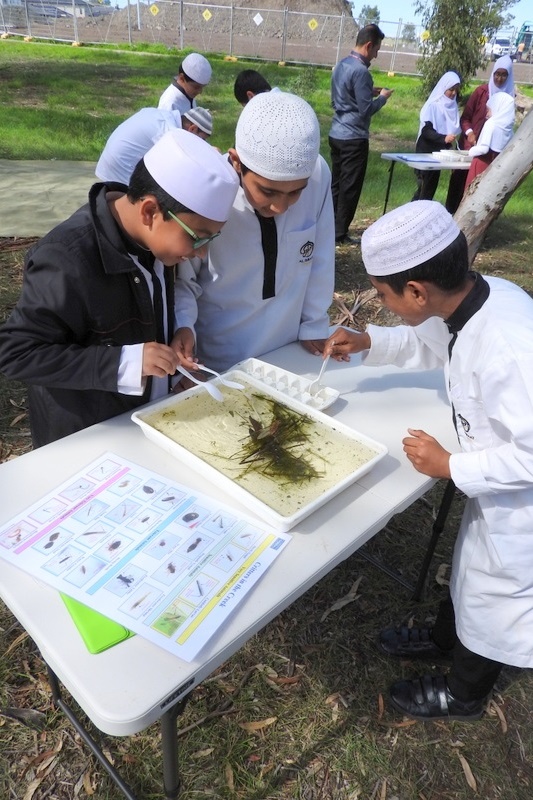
<box><xmin>0</xmin><ymin>453</ymin><xmax>290</xmax><ymax>661</ymax></box>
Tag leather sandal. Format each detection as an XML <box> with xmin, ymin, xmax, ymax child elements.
<box><xmin>379</xmin><ymin>625</ymin><xmax>453</xmax><ymax>660</ymax></box>
<box><xmin>389</xmin><ymin>674</ymin><xmax>487</xmax><ymax>722</ymax></box>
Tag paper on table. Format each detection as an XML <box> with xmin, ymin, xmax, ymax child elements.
<box><xmin>0</xmin><ymin>453</ymin><xmax>290</xmax><ymax>661</ymax></box>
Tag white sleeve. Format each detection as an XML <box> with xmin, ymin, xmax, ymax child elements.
<box><xmin>297</xmin><ymin>158</ymin><xmax>335</xmax><ymax>341</ymax></box>
<box><xmin>362</xmin><ymin>318</ymin><xmax>449</xmax><ymax>370</ymax></box>
<box><xmin>117</xmin><ymin>343</ymin><xmax>145</xmax><ymax>395</ymax></box>
<box><xmin>468</xmin><ymin>143</ymin><xmax>490</xmax><ymax>157</ymax></box>
<box><xmin>174</xmin><ymin>256</ymin><xmax>205</xmax><ymax>331</ymax></box>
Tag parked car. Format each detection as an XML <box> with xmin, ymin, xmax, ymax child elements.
<box><xmin>484</xmin><ymin>36</ymin><xmax>515</xmax><ymax>61</ymax></box>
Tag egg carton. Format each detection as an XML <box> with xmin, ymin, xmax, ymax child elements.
<box><xmin>231</xmin><ymin>358</ymin><xmax>340</xmax><ymax>411</ymax></box>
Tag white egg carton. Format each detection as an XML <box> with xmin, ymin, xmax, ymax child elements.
<box><xmin>432</xmin><ymin>150</ymin><xmax>472</xmax><ymax>162</ymax></box>
<box><xmin>231</xmin><ymin>358</ymin><xmax>340</xmax><ymax>411</ymax></box>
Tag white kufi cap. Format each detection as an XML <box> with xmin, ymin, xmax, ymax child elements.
<box><xmin>143</xmin><ymin>129</ymin><xmax>239</xmax><ymax>222</ymax></box>
<box><xmin>361</xmin><ymin>201</ymin><xmax>461</xmax><ymax>276</ymax></box>
<box><xmin>181</xmin><ymin>53</ymin><xmax>212</xmax><ymax>85</ymax></box>
<box><xmin>235</xmin><ymin>91</ymin><xmax>320</xmax><ymax>180</ymax></box>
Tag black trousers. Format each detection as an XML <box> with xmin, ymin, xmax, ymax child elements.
<box><xmin>329</xmin><ymin>135</ymin><xmax>369</xmax><ymax>240</ymax></box>
<box><xmin>445</xmin><ymin>168</ymin><xmax>468</xmax><ymax>214</ymax></box>
<box><xmin>432</xmin><ymin>594</ymin><xmax>503</xmax><ymax>702</ymax></box>
<box><xmin>412</xmin><ymin>167</ymin><xmax>441</xmax><ymax>202</ymax></box>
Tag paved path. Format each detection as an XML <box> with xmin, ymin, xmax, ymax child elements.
<box><xmin>0</xmin><ymin>160</ymin><xmax>97</xmax><ymax>238</ymax></box>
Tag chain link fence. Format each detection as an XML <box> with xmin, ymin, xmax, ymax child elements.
<box><xmin>0</xmin><ymin>1</ymin><xmax>427</xmax><ymax>74</ymax></box>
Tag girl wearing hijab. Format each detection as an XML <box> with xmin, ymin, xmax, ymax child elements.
<box><xmin>464</xmin><ymin>92</ymin><xmax>515</xmax><ymax>190</ymax></box>
<box><xmin>412</xmin><ymin>71</ymin><xmax>461</xmax><ymax>201</ymax></box>
<box><xmin>446</xmin><ymin>56</ymin><xmax>514</xmax><ymax>212</ymax></box>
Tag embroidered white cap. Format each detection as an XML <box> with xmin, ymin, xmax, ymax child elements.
<box><xmin>181</xmin><ymin>53</ymin><xmax>212</xmax><ymax>85</ymax></box>
<box><xmin>235</xmin><ymin>91</ymin><xmax>320</xmax><ymax>180</ymax></box>
<box><xmin>183</xmin><ymin>106</ymin><xmax>213</xmax><ymax>135</ymax></box>
<box><xmin>143</xmin><ymin>129</ymin><xmax>238</xmax><ymax>222</ymax></box>
<box><xmin>361</xmin><ymin>201</ymin><xmax>461</xmax><ymax>276</ymax></box>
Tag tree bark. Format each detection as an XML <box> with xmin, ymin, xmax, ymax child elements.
<box><xmin>454</xmin><ymin>107</ymin><xmax>533</xmax><ymax>264</ymax></box>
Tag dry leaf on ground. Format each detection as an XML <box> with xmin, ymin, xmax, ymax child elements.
<box><xmin>456</xmin><ymin>751</ymin><xmax>478</xmax><ymax>791</ymax></box>
<box><xmin>239</xmin><ymin>716</ymin><xmax>277</xmax><ymax>732</ymax></box>
<box><xmin>320</xmin><ymin>576</ymin><xmax>363</xmax><ymax>621</ymax></box>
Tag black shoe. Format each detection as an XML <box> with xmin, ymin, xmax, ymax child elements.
<box><xmin>335</xmin><ymin>234</ymin><xmax>360</xmax><ymax>247</ymax></box>
<box><xmin>379</xmin><ymin>625</ymin><xmax>453</xmax><ymax>661</ymax></box>
<box><xmin>389</xmin><ymin>674</ymin><xmax>487</xmax><ymax>721</ymax></box>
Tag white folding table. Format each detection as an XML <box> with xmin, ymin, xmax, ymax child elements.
<box><xmin>0</xmin><ymin>342</ymin><xmax>458</xmax><ymax>799</ymax></box>
<box><xmin>381</xmin><ymin>152</ymin><xmax>471</xmax><ymax>214</ymax></box>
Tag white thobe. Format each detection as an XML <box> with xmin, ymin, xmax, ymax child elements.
<box><xmin>174</xmin><ymin>155</ymin><xmax>335</xmax><ymax>372</ymax></box>
<box><xmin>364</xmin><ymin>275</ymin><xmax>533</xmax><ymax>668</ymax></box>
<box><xmin>95</xmin><ymin>108</ymin><xmax>182</xmax><ymax>185</ymax></box>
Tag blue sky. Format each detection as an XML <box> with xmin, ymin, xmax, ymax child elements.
<box><xmin>352</xmin><ymin>1</ymin><xmax>532</xmax><ymax>29</ymax></box>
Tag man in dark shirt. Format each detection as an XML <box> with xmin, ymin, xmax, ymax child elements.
<box><xmin>329</xmin><ymin>24</ymin><xmax>393</xmax><ymax>246</ymax></box>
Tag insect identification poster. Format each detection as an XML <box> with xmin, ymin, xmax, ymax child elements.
<box><xmin>0</xmin><ymin>453</ymin><xmax>290</xmax><ymax>661</ymax></box>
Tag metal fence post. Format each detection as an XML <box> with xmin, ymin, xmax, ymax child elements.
<box><xmin>136</xmin><ymin>0</ymin><xmax>142</xmax><ymax>33</ymax></box>
<box><xmin>229</xmin><ymin>3</ymin><xmax>234</xmax><ymax>56</ymax></box>
<box><xmin>281</xmin><ymin>5</ymin><xmax>288</xmax><ymax>62</ymax></box>
<box><xmin>335</xmin><ymin>12</ymin><xmax>345</xmax><ymax>65</ymax></box>
<box><xmin>389</xmin><ymin>18</ymin><xmax>402</xmax><ymax>74</ymax></box>
<box><xmin>126</xmin><ymin>0</ymin><xmax>132</xmax><ymax>46</ymax></box>
<box><xmin>179</xmin><ymin>1</ymin><xmax>184</xmax><ymax>51</ymax></box>
<box><xmin>71</xmin><ymin>0</ymin><xmax>78</xmax><ymax>44</ymax></box>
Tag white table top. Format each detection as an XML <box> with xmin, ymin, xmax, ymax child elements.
<box><xmin>381</xmin><ymin>152</ymin><xmax>471</xmax><ymax>171</ymax></box>
<box><xmin>0</xmin><ymin>343</ymin><xmax>458</xmax><ymax>736</ymax></box>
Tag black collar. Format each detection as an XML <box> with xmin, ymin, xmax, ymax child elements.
<box><xmin>445</xmin><ymin>272</ymin><xmax>490</xmax><ymax>334</ymax></box>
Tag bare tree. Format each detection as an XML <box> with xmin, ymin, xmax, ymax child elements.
<box><xmin>455</xmin><ymin>108</ymin><xmax>533</xmax><ymax>264</ymax></box>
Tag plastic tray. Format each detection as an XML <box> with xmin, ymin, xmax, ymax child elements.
<box><xmin>432</xmin><ymin>150</ymin><xmax>472</xmax><ymax>162</ymax></box>
<box><xmin>231</xmin><ymin>357</ymin><xmax>340</xmax><ymax>411</ymax></box>
<box><xmin>131</xmin><ymin>373</ymin><xmax>387</xmax><ymax>532</ymax></box>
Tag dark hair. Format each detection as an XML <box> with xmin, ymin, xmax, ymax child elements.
<box><xmin>127</xmin><ymin>159</ymin><xmax>192</xmax><ymax>218</ymax></box>
<box><xmin>372</xmin><ymin>232</ymin><xmax>470</xmax><ymax>294</ymax></box>
<box><xmin>234</xmin><ymin>69</ymin><xmax>272</xmax><ymax>104</ymax></box>
<box><xmin>356</xmin><ymin>23</ymin><xmax>385</xmax><ymax>48</ymax></box>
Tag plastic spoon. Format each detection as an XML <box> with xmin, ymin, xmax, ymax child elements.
<box><xmin>197</xmin><ymin>364</ymin><xmax>245</xmax><ymax>391</ymax></box>
<box><xmin>175</xmin><ymin>365</ymin><xmax>224</xmax><ymax>402</ymax></box>
<box><xmin>308</xmin><ymin>355</ymin><xmax>331</xmax><ymax>396</ymax></box>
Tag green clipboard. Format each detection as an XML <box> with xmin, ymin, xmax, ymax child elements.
<box><xmin>61</xmin><ymin>594</ymin><xmax>135</xmax><ymax>654</ymax></box>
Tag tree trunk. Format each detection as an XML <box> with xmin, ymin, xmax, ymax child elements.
<box><xmin>454</xmin><ymin>107</ymin><xmax>533</xmax><ymax>264</ymax></box>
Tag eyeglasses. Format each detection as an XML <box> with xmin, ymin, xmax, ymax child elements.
<box><xmin>167</xmin><ymin>210</ymin><xmax>221</xmax><ymax>250</ymax></box>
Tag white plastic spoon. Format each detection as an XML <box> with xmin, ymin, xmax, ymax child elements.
<box><xmin>197</xmin><ymin>364</ymin><xmax>245</xmax><ymax>391</ymax></box>
<box><xmin>175</xmin><ymin>365</ymin><xmax>224</xmax><ymax>402</ymax></box>
<box><xmin>308</xmin><ymin>355</ymin><xmax>331</xmax><ymax>396</ymax></box>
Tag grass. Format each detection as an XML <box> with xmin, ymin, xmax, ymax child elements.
<box><xmin>1</xmin><ymin>40</ymin><xmax>533</xmax><ymax>800</ymax></box>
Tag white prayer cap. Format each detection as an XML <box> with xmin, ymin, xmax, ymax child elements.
<box><xmin>361</xmin><ymin>201</ymin><xmax>461</xmax><ymax>276</ymax></box>
<box><xmin>235</xmin><ymin>91</ymin><xmax>320</xmax><ymax>180</ymax></box>
<box><xmin>143</xmin><ymin>129</ymin><xmax>239</xmax><ymax>222</ymax></box>
<box><xmin>183</xmin><ymin>106</ymin><xmax>213</xmax><ymax>135</ymax></box>
<box><xmin>181</xmin><ymin>53</ymin><xmax>212</xmax><ymax>85</ymax></box>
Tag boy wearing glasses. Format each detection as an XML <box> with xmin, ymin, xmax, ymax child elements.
<box><xmin>0</xmin><ymin>130</ymin><xmax>238</xmax><ymax>447</ymax></box>
<box><xmin>174</xmin><ymin>90</ymin><xmax>335</xmax><ymax>372</ymax></box>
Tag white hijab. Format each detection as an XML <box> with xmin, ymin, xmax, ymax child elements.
<box><xmin>417</xmin><ymin>71</ymin><xmax>461</xmax><ymax>140</ymax></box>
<box><xmin>488</xmin><ymin>56</ymin><xmax>515</xmax><ymax>97</ymax></box>
<box><xmin>476</xmin><ymin>92</ymin><xmax>515</xmax><ymax>153</ymax></box>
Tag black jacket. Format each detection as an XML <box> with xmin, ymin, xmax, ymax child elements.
<box><xmin>0</xmin><ymin>183</ymin><xmax>175</xmax><ymax>447</ymax></box>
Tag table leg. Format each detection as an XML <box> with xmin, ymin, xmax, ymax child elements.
<box><xmin>46</xmin><ymin>665</ymin><xmax>139</xmax><ymax>800</ymax></box>
<box><xmin>161</xmin><ymin>696</ymin><xmax>189</xmax><ymax>799</ymax></box>
<box><xmin>383</xmin><ymin>160</ymin><xmax>395</xmax><ymax>215</ymax></box>
<box><xmin>411</xmin><ymin>479</ymin><xmax>456</xmax><ymax>602</ymax></box>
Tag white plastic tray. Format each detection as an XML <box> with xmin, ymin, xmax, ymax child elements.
<box><xmin>231</xmin><ymin>357</ymin><xmax>340</xmax><ymax>411</ymax></box>
<box><xmin>131</xmin><ymin>373</ymin><xmax>387</xmax><ymax>531</ymax></box>
<box><xmin>432</xmin><ymin>150</ymin><xmax>472</xmax><ymax>162</ymax></box>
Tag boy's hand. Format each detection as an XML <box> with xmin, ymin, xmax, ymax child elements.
<box><xmin>402</xmin><ymin>428</ymin><xmax>451</xmax><ymax>479</ymax></box>
<box><xmin>142</xmin><ymin>342</ymin><xmax>179</xmax><ymax>378</ymax></box>
<box><xmin>323</xmin><ymin>329</ymin><xmax>371</xmax><ymax>361</ymax></box>
<box><xmin>170</xmin><ymin>327</ymin><xmax>197</xmax><ymax>367</ymax></box>
<box><xmin>300</xmin><ymin>338</ymin><xmax>326</xmax><ymax>356</ymax></box>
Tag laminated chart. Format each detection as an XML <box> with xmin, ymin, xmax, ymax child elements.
<box><xmin>0</xmin><ymin>453</ymin><xmax>290</xmax><ymax>661</ymax></box>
